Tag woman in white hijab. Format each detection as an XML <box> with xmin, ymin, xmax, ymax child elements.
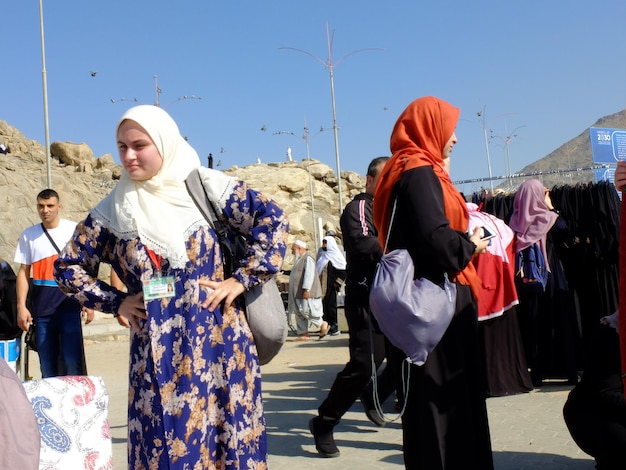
<box><xmin>316</xmin><ymin>235</ymin><xmax>347</xmax><ymax>335</ymax></box>
<box><xmin>54</xmin><ymin>105</ymin><xmax>289</xmax><ymax>469</ymax></box>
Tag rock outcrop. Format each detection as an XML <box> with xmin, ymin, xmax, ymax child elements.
<box><xmin>0</xmin><ymin>120</ymin><xmax>363</xmax><ymax>272</ymax></box>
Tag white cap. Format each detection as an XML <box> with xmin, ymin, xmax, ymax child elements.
<box><xmin>294</xmin><ymin>240</ymin><xmax>307</xmax><ymax>249</ymax></box>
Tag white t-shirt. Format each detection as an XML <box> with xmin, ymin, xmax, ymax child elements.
<box><xmin>14</xmin><ymin>218</ymin><xmax>78</xmax><ymax>316</ymax></box>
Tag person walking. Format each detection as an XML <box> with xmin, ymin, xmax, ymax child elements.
<box><xmin>14</xmin><ymin>189</ymin><xmax>93</xmax><ymax>378</ymax></box>
<box><xmin>54</xmin><ymin>105</ymin><xmax>289</xmax><ymax>469</ymax></box>
<box><xmin>373</xmin><ymin>96</ymin><xmax>493</xmax><ymax>469</ymax></box>
<box><xmin>316</xmin><ymin>235</ymin><xmax>346</xmax><ymax>336</ymax></box>
<box><xmin>288</xmin><ymin>240</ymin><xmax>329</xmax><ymax>340</ymax></box>
<box><xmin>310</xmin><ymin>156</ymin><xmax>395</xmax><ymax>458</ymax></box>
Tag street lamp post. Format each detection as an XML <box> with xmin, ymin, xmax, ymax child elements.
<box><xmin>38</xmin><ymin>0</ymin><xmax>52</xmax><ymax>188</ymax></box>
<box><xmin>268</xmin><ymin>119</ymin><xmax>330</xmax><ymax>252</ymax></box>
<box><xmin>154</xmin><ymin>75</ymin><xmax>161</xmax><ymax>107</ymax></box>
<box><xmin>279</xmin><ymin>22</ymin><xmax>382</xmax><ymax>215</ymax></box>
<box><xmin>112</xmin><ymin>86</ymin><xmax>201</xmax><ymax>144</ymax></box>
<box><xmin>490</xmin><ymin>122</ymin><xmax>527</xmax><ymax>189</ymax></box>
<box><xmin>476</xmin><ymin>105</ymin><xmax>494</xmax><ymax>193</ymax></box>
<box><xmin>111</xmin><ymin>75</ymin><xmax>201</xmax><ymax>115</ymax></box>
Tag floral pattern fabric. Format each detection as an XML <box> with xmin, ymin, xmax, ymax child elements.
<box><xmin>23</xmin><ymin>375</ymin><xmax>113</xmax><ymax>470</ymax></box>
<box><xmin>55</xmin><ymin>181</ymin><xmax>288</xmax><ymax>469</ymax></box>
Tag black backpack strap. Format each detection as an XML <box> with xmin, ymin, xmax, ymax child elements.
<box><xmin>185</xmin><ymin>168</ymin><xmax>239</xmax><ymax>277</ymax></box>
<box><xmin>41</xmin><ymin>223</ymin><xmax>62</xmax><ymax>253</ymax></box>
<box><xmin>185</xmin><ymin>169</ymin><xmax>230</xmax><ymax>241</ymax></box>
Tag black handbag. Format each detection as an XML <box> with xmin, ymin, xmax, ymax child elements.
<box><xmin>25</xmin><ymin>323</ymin><xmax>37</xmax><ymax>351</ymax></box>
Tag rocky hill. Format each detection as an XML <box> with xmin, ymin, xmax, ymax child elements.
<box><xmin>0</xmin><ymin>120</ymin><xmax>363</xmax><ymax>271</ymax></box>
<box><xmin>506</xmin><ymin>109</ymin><xmax>626</xmax><ymax>190</ymax></box>
<box><xmin>2</xmin><ymin>109</ymin><xmax>625</xmax><ymax>269</ymax></box>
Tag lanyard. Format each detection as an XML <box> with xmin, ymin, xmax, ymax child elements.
<box><xmin>145</xmin><ymin>248</ymin><xmax>162</xmax><ymax>275</ymax></box>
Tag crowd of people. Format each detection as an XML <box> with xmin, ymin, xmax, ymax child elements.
<box><xmin>1</xmin><ymin>98</ymin><xmax>625</xmax><ymax>469</ymax></box>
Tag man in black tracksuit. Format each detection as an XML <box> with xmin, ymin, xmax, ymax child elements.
<box><xmin>310</xmin><ymin>156</ymin><xmax>395</xmax><ymax>458</ymax></box>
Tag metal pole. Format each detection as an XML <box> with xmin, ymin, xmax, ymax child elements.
<box><xmin>328</xmin><ymin>65</ymin><xmax>343</xmax><ymax>213</ymax></box>
<box><xmin>303</xmin><ymin>119</ymin><xmax>319</xmax><ymax>253</ymax></box>
<box><xmin>503</xmin><ymin>123</ymin><xmax>527</xmax><ymax>189</ymax></box>
<box><xmin>479</xmin><ymin>105</ymin><xmax>494</xmax><ymax>192</ymax></box>
<box><xmin>39</xmin><ymin>0</ymin><xmax>52</xmax><ymax>188</ymax></box>
<box><xmin>154</xmin><ymin>75</ymin><xmax>160</xmax><ymax>107</ymax></box>
<box><xmin>503</xmin><ymin>121</ymin><xmax>511</xmax><ymax>188</ymax></box>
<box><xmin>279</xmin><ymin>23</ymin><xmax>382</xmax><ymax>218</ymax></box>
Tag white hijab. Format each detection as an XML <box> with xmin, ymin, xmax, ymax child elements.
<box><xmin>93</xmin><ymin>105</ymin><xmax>227</xmax><ymax>269</ymax></box>
<box><xmin>316</xmin><ymin>236</ymin><xmax>347</xmax><ymax>274</ymax></box>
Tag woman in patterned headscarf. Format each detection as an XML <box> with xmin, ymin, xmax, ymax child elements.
<box><xmin>374</xmin><ymin>96</ymin><xmax>493</xmax><ymax>469</ymax></box>
<box><xmin>54</xmin><ymin>105</ymin><xmax>289</xmax><ymax>469</ymax></box>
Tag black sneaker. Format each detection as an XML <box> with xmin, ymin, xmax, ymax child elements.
<box><xmin>362</xmin><ymin>405</ymin><xmax>386</xmax><ymax>427</ymax></box>
<box><xmin>309</xmin><ymin>417</ymin><xmax>340</xmax><ymax>458</ymax></box>
<box><xmin>360</xmin><ymin>392</ymin><xmax>386</xmax><ymax>427</ymax></box>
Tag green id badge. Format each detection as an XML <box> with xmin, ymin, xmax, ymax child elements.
<box><xmin>142</xmin><ymin>276</ymin><xmax>176</xmax><ymax>301</ymax></box>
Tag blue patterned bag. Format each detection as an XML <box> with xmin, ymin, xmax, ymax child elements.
<box><xmin>515</xmin><ymin>243</ymin><xmax>549</xmax><ymax>294</ymax></box>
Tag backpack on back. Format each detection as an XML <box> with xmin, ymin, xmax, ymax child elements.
<box><xmin>0</xmin><ymin>260</ymin><xmax>21</xmax><ymax>340</ymax></box>
<box><xmin>514</xmin><ymin>243</ymin><xmax>549</xmax><ymax>294</ymax></box>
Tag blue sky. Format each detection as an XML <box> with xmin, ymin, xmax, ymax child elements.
<box><xmin>3</xmin><ymin>1</ymin><xmax>626</xmax><ymax>193</ymax></box>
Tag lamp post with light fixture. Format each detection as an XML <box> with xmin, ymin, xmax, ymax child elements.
<box><xmin>265</xmin><ymin>120</ymin><xmax>330</xmax><ymax>252</ymax></box>
<box><xmin>279</xmin><ymin>23</ymin><xmax>382</xmax><ymax>215</ymax></box>
<box><xmin>112</xmin><ymin>75</ymin><xmax>201</xmax><ymax>109</ymax></box>
<box><xmin>490</xmin><ymin>122</ymin><xmax>527</xmax><ymax>189</ymax></box>
<box><xmin>476</xmin><ymin>105</ymin><xmax>494</xmax><ymax>193</ymax></box>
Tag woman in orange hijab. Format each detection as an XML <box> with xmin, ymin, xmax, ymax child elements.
<box><xmin>374</xmin><ymin>96</ymin><xmax>493</xmax><ymax>469</ymax></box>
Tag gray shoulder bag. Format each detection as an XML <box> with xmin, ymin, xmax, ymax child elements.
<box><xmin>185</xmin><ymin>169</ymin><xmax>287</xmax><ymax>365</ymax></box>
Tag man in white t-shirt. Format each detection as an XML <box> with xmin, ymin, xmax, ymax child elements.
<box><xmin>14</xmin><ymin>189</ymin><xmax>93</xmax><ymax>378</ymax></box>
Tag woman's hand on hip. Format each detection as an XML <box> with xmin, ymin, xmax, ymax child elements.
<box><xmin>117</xmin><ymin>292</ymin><xmax>147</xmax><ymax>331</ymax></box>
<box><xmin>199</xmin><ymin>277</ymin><xmax>245</xmax><ymax>312</ymax></box>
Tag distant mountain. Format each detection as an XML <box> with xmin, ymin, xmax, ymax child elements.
<box><xmin>505</xmin><ymin>109</ymin><xmax>626</xmax><ymax>190</ymax></box>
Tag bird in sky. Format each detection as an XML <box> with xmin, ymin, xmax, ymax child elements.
<box><xmin>90</xmin><ymin>71</ymin><xmax>98</xmax><ymax>77</ymax></box>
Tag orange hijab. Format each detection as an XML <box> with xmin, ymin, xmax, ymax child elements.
<box><xmin>373</xmin><ymin>96</ymin><xmax>481</xmax><ymax>299</ymax></box>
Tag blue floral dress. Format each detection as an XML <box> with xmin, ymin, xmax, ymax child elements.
<box><xmin>54</xmin><ymin>181</ymin><xmax>288</xmax><ymax>469</ymax></box>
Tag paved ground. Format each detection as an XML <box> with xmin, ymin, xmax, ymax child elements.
<box><xmin>24</xmin><ymin>316</ymin><xmax>596</xmax><ymax>469</ymax></box>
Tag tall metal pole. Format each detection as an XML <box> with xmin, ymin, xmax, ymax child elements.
<box><xmin>478</xmin><ymin>105</ymin><xmax>494</xmax><ymax>192</ymax></box>
<box><xmin>303</xmin><ymin>118</ymin><xmax>319</xmax><ymax>253</ymax></box>
<box><xmin>39</xmin><ymin>0</ymin><xmax>52</xmax><ymax>188</ymax></box>
<box><xmin>154</xmin><ymin>75</ymin><xmax>161</xmax><ymax>107</ymax></box>
<box><xmin>269</xmin><ymin>121</ymin><xmax>323</xmax><ymax>252</ymax></box>
<box><xmin>279</xmin><ymin>23</ymin><xmax>382</xmax><ymax>216</ymax></box>
<box><xmin>490</xmin><ymin>122</ymin><xmax>526</xmax><ymax>190</ymax></box>
<box><xmin>326</xmin><ymin>26</ymin><xmax>343</xmax><ymax>212</ymax></box>
<box><xmin>327</xmin><ymin>71</ymin><xmax>343</xmax><ymax>210</ymax></box>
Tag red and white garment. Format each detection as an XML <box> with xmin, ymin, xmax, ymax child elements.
<box><xmin>467</xmin><ymin>203</ymin><xmax>519</xmax><ymax>321</ymax></box>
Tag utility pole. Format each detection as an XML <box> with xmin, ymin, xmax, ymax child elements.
<box><xmin>39</xmin><ymin>0</ymin><xmax>52</xmax><ymax>188</ymax></box>
<box><xmin>279</xmin><ymin>23</ymin><xmax>382</xmax><ymax>214</ymax></box>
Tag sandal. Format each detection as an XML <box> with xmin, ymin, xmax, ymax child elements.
<box><xmin>319</xmin><ymin>321</ymin><xmax>330</xmax><ymax>339</ymax></box>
